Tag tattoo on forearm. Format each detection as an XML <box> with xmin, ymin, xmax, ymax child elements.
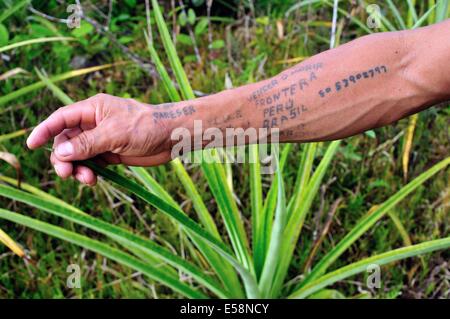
<box><xmin>248</xmin><ymin>62</ymin><xmax>324</xmax><ymax>103</ymax></box>
<box><xmin>262</xmin><ymin>99</ymin><xmax>308</xmax><ymax>128</ymax></box>
<box><xmin>208</xmin><ymin>109</ymin><xmax>243</xmax><ymax>126</ymax></box>
<box><xmin>252</xmin><ymin>71</ymin><xmax>318</xmax><ymax>107</ymax></box>
<box><xmin>279</xmin><ymin>62</ymin><xmax>324</xmax><ymax>81</ymax></box>
<box><xmin>247</xmin><ymin>79</ymin><xmax>280</xmax><ymax>103</ymax></box>
<box><xmin>244</xmin><ymin>63</ymin><xmax>322</xmax><ymax>135</ymax></box>
<box><xmin>318</xmin><ymin>65</ymin><xmax>388</xmax><ymax>98</ymax></box>
<box><xmin>152</xmin><ymin>105</ymin><xmax>196</xmax><ymax>122</ymax></box>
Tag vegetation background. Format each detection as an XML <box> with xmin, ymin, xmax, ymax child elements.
<box><xmin>0</xmin><ymin>0</ymin><xmax>448</xmax><ymax>298</ymax></box>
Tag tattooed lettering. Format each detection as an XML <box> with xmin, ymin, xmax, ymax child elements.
<box><xmin>318</xmin><ymin>65</ymin><xmax>388</xmax><ymax>98</ymax></box>
<box><xmin>262</xmin><ymin>98</ymin><xmax>308</xmax><ymax>129</ymax></box>
<box><xmin>255</xmin><ymin>84</ymin><xmax>295</xmax><ymax>107</ymax></box>
<box><xmin>280</xmin><ymin>62</ymin><xmax>324</xmax><ymax>80</ymax></box>
<box><xmin>152</xmin><ymin>105</ymin><xmax>196</xmax><ymax>121</ymax></box>
<box><xmin>254</xmin><ymin>72</ymin><xmax>318</xmax><ymax>107</ymax></box>
<box><xmin>279</xmin><ymin>123</ymin><xmax>309</xmax><ymax>139</ymax></box>
<box><xmin>248</xmin><ymin>61</ymin><xmax>323</xmax><ymax>104</ymax></box>
<box><xmin>209</xmin><ymin>110</ymin><xmax>243</xmax><ymax>126</ymax></box>
<box><xmin>248</xmin><ymin>79</ymin><xmax>279</xmax><ymax>102</ymax></box>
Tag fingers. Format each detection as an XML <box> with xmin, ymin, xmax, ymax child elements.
<box><xmin>52</xmin><ymin>128</ymin><xmax>103</xmax><ymax>185</ymax></box>
<box><xmin>51</xmin><ymin>152</ymin><xmax>73</xmax><ymax>179</ymax></box>
<box><xmin>69</xmin><ymin>154</ymin><xmax>109</xmax><ymax>186</ymax></box>
<box><xmin>53</xmin><ymin>125</ymin><xmax>109</xmax><ymax>162</ymax></box>
<box><xmin>73</xmin><ymin>165</ymin><xmax>97</xmax><ymax>186</ymax></box>
<box><xmin>51</xmin><ymin>150</ymin><xmax>171</xmax><ymax>185</ymax></box>
<box><xmin>27</xmin><ymin>97</ymin><xmax>98</xmax><ymax>150</ymax></box>
<box><xmin>51</xmin><ymin>129</ymin><xmax>76</xmax><ymax>179</ymax></box>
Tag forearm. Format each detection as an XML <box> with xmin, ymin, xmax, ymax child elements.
<box><xmin>155</xmin><ymin>20</ymin><xmax>450</xmax><ymax>149</ymax></box>
<box><xmin>27</xmin><ymin>21</ymin><xmax>450</xmax><ymax>183</ymax></box>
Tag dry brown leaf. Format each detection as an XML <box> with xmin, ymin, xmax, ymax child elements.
<box><xmin>0</xmin><ymin>151</ymin><xmax>22</xmax><ymax>187</ymax></box>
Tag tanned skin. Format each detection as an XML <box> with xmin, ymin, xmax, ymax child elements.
<box><xmin>27</xmin><ymin>20</ymin><xmax>450</xmax><ymax>185</ymax></box>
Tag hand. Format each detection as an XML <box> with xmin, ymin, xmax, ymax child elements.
<box><xmin>27</xmin><ymin>93</ymin><xmax>172</xmax><ymax>186</ymax></box>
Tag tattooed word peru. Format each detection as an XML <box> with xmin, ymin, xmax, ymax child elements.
<box><xmin>263</xmin><ymin>99</ymin><xmax>308</xmax><ymax>129</ymax></box>
<box><xmin>319</xmin><ymin>65</ymin><xmax>388</xmax><ymax>98</ymax></box>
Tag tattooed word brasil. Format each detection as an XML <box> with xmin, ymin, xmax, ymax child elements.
<box><xmin>263</xmin><ymin>99</ymin><xmax>308</xmax><ymax>128</ymax></box>
<box><xmin>319</xmin><ymin>65</ymin><xmax>388</xmax><ymax>98</ymax></box>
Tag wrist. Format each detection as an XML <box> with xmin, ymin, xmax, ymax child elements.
<box><xmin>156</xmin><ymin>88</ymin><xmax>251</xmax><ymax>153</ymax></box>
<box><xmin>149</xmin><ymin>100</ymin><xmax>202</xmax><ymax>153</ymax></box>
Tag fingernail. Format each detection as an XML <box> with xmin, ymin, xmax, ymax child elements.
<box><xmin>56</xmin><ymin>141</ymin><xmax>74</xmax><ymax>157</ymax></box>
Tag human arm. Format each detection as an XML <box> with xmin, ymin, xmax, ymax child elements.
<box><xmin>26</xmin><ymin>19</ymin><xmax>450</xmax><ymax>185</ymax></box>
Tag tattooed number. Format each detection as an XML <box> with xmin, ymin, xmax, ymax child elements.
<box><xmin>318</xmin><ymin>65</ymin><xmax>388</xmax><ymax>98</ymax></box>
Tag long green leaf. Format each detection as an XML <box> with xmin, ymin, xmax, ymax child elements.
<box><xmin>0</xmin><ymin>37</ymin><xmax>75</xmax><ymax>53</ymax></box>
<box><xmin>0</xmin><ymin>63</ymin><xmax>127</xmax><ymax>107</ymax></box>
<box><xmin>130</xmin><ymin>166</ymin><xmax>180</xmax><ymax>209</ymax></box>
<box><xmin>271</xmin><ymin>140</ymin><xmax>340</xmax><ymax>296</ymax></box>
<box><xmin>0</xmin><ymin>226</ymin><xmax>25</xmax><ymax>257</ymax></box>
<box><xmin>148</xmin><ymin>2</ymin><xmax>247</xmax><ymax>297</ymax></box>
<box><xmin>412</xmin><ymin>2</ymin><xmax>439</xmax><ymax>29</ymax></box>
<box><xmin>300</xmin><ymin>156</ymin><xmax>450</xmax><ymax>287</ymax></box>
<box><xmin>289</xmin><ymin>237</ymin><xmax>450</xmax><ymax>298</ymax></box>
<box><xmin>255</xmin><ymin>143</ymin><xmax>292</xmax><ymax>277</ymax></box>
<box><xmin>143</xmin><ymin>30</ymin><xmax>182</xmax><ymax>102</ymax></box>
<box><xmin>386</xmin><ymin>0</ymin><xmax>407</xmax><ymax>29</ymax></box>
<box><xmin>84</xmin><ymin>161</ymin><xmax>260</xmax><ymax>298</ymax></box>
<box><xmin>0</xmin><ymin>208</ymin><xmax>207</xmax><ymax>299</ymax></box>
<box><xmin>258</xmin><ymin>149</ymin><xmax>288</xmax><ymax>297</ymax></box>
<box><xmin>435</xmin><ymin>0</ymin><xmax>449</xmax><ymax>22</ymax></box>
<box><xmin>0</xmin><ymin>0</ymin><xmax>30</xmax><ymax>23</ymax></box>
<box><xmin>151</xmin><ymin>0</ymin><xmax>195</xmax><ymax>100</ymax></box>
<box><xmin>201</xmin><ymin>150</ymin><xmax>253</xmax><ymax>271</ymax></box>
<box><xmin>143</xmin><ymin>25</ymin><xmax>220</xmax><ymax>237</ymax></box>
<box><xmin>34</xmin><ymin>67</ymin><xmax>74</xmax><ymax>105</ymax></box>
<box><xmin>250</xmin><ymin>144</ymin><xmax>263</xmax><ymax>271</ymax></box>
<box><xmin>129</xmin><ymin>166</ymin><xmax>218</xmax><ymax>280</ymax></box>
<box><xmin>40</xmin><ymin>34</ymin><xmax>241</xmax><ymax>297</ymax></box>
<box><xmin>407</xmin><ymin>0</ymin><xmax>419</xmax><ymax>27</ymax></box>
<box><xmin>0</xmin><ymin>175</ymin><xmax>86</xmax><ymax>214</ymax></box>
<box><xmin>171</xmin><ymin>160</ymin><xmax>245</xmax><ymax>298</ymax></box>
<box><xmin>0</xmin><ymin>129</ymin><xmax>28</xmax><ymax>143</ymax></box>
<box><xmin>287</xmin><ymin>143</ymin><xmax>318</xmax><ymax>220</ymax></box>
<box><xmin>0</xmin><ymin>184</ymin><xmax>227</xmax><ymax>298</ymax></box>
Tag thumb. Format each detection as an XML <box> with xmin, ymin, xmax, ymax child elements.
<box><xmin>55</xmin><ymin>127</ymin><xmax>109</xmax><ymax>161</ymax></box>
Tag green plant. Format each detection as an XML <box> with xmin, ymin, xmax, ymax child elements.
<box><xmin>0</xmin><ymin>1</ymin><xmax>448</xmax><ymax>299</ymax></box>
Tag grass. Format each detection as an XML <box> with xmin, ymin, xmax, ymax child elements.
<box><xmin>0</xmin><ymin>1</ymin><xmax>449</xmax><ymax>298</ymax></box>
